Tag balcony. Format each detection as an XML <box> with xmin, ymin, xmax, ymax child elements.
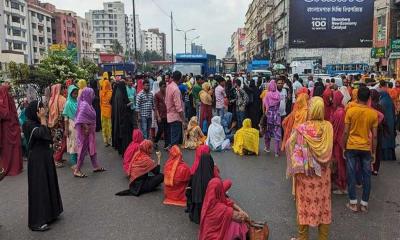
<box><xmin>3</xmin><ymin>7</ymin><xmax>25</xmax><ymax>17</ymax></box>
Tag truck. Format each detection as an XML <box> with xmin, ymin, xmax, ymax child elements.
<box><xmin>175</xmin><ymin>53</ymin><xmax>216</xmax><ymax>76</ymax></box>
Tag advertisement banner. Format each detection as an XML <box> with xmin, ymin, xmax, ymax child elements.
<box><xmin>391</xmin><ymin>39</ymin><xmax>400</xmax><ymax>53</ymax></box>
<box><xmin>289</xmin><ymin>0</ymin><xmax>374</xmax><ymax>48</ymax></box>
<box><xmin>371</xmin><ymin>47</ymin><xmax>386</xmax><ymax>58</ymax></box>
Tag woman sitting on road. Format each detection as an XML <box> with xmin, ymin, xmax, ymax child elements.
<box><xmin>232</xmin><ymin>118</ymin><xmax>259</xmax><ymax>156</ymax></box>
<box><xmin>183</xmin><ymin>116</ymin><xmax>205</xmax><ymax>150</ymax></box>
<box><xmin>122</xmin><ymin>129</ymin><xmax>144</xmax><ymax>175</ymax></box>
<box><xmin>163</xmin><ymin>145</ymin><xmax>191</xmax><ymax>207</ymax></box>
<box><xmin>116</xmin><ymin>140</ymin><xmax>164</xmax><ymax>197</ymax></box>
<box><xmin>206</xmin><ymin>116</ymin><xmax>231</xmax><ymax>151</ymax></box>
<box><xmin>187</xmin><ymin>145</ymin><xmax>220</xmax><ymax>224</ymax></box>
<box><xmin>199</xmin><ymin>178</ymin><xmax>249</xmax><ymax>240</ymax></box>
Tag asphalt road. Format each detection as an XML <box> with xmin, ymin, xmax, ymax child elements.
<box><xmin>0</xmin><ymin>133</ymin><xmax>400</xmax><ymax>240</ymax></box>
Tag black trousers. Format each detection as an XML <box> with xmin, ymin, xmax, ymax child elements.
<box><xmin>154</xmin><ymin>118</ymin><xmax>169</xmax><ymax>147</ymax></box>
<box><xmin>130</xmin><ymin>174</ymin><xmax>164</xmax><ymax>195</ymax></box>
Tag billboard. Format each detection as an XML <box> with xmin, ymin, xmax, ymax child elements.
<box><xmin>289</xmin><ymin>0</ymin><xmax>374</xmax><ymax>48</ymax></box>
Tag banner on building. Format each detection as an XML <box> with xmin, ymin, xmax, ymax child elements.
<box><xmin>289</xmin><ymin>0</ymin><xmax>374</xmax><ymax>48</ymax></box>
<box><xmin>371</xmin><ymin>47</ymin><xmax>386</xmax><ymax>58</ymax></box>
<box><xmin>391</xmin><ymin>39</ymin><xmax>400</xmax><ymax>53</ymax></box>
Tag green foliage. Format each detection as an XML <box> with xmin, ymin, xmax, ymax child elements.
<box><xmin>8</xmin><ymin>61</ymin><xmax>30</xmax><ymax>85</ymax></box>
<box><xmin>143</xmin><ymin>50</ymin><xmax>163</xmax><ymax>62</ymax></box>
<box><xmin>36</xmin><ymin>50</ymin><xmax>79</xmax><ymax>83</ymax></box>
<box><xmin>111</xmin><ymin>40</ymin><xmax>124</xmax><ymax>55</ymax></box>
<box><xmin>79</xmin><ymin>58</ymin><xmax>100</xmax><ymax>80</ymax></box>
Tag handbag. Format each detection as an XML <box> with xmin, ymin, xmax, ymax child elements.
<box><xmin>247</xmin><ymin>220</ymin><xmax>269</xmax><ymax>240</ymax></box>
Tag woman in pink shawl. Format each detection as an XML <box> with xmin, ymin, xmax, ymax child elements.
<box><xmin>330</xmin><ymin>91</ymin><xmax>347</xmax><ymax>194</ymax></box>
<box><xmin>74</xmin><ymin>88</ymin><xmax>105</xmax><ymax>178</ymax></box>
<box><xmin>322</xmin><ymin>87</ymin><xmax>334</xmax><ymax>121</ymax></box>
<box><xmin>262</xmin><ymin>80</ymin><xmax>282</xmax><ymax>157</ymax></box>
<box><xmin>122</xmin><ymin>129</ymin><xmax>144</xmax><ymax>175</ymax></box>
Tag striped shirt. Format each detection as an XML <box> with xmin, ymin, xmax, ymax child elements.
<box><xmin>136</xmin><ymin>90</ymin><xmax>154</xmax><ymax>118</ymax></box>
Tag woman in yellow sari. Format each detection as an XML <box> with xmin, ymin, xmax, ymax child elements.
<box><xmin>281</xmin><ymin>93</ymin><xmax>309</xmax><ymax>151</ymax></box>
<box><xmin>100</xmin><ymin>79</ymin><xmax>112</xmax><ymax>146</ymax></box>
<box><xmin>183</xmin><ymin>116</ymin><xmax>205</xmax><ymax>149</ymax></box>
<box><xmin>286</xmin><ymin>97</ymin><xmax>333</xmax><ymax>240</ymax></box>
<box><xmin>232</xmin><ymin>118</ymin><xmax>259</xmax><ymax>155</ymax></box>
<box><xmin>77</xmin><ymin>79</ymin><xmax>87</xmax><ymax>97</ymax></box>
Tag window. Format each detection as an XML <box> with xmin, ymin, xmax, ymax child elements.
<box><xmin>47</xmin><ymin>17</ymin><xmax>51</xmax><ymax>22</ymax></box>
<box><xmin>13</xmin><ymin>43</ymin><xmax>22</xmax><ymax>50</ymax></box>
<box><xmin>397</xmin><ymin>21</ymin><xmax>400</xmax><ymax>38</ymax></box>
<box><xmin>32</xmin><ymin>23</ymin><xmax>36</xmax><ymax>29</ymax></box>
<box><xmin>22</xmin><ymin>19</ymin><xmax>25</xmax><ymax>25</ymax></box>
<box><xmin>12</xmin><ymin>29</ymin><xmax>21</xmax><ymax>36</ymax></box>
<box><xmin>47</xmin><ymin>38</ymin><xmax>51</xmax><ymax>43</ymax></box>
<box><xmin>23</xmin><ymin>44</ymin><xmax>26</xmax><ymax>50</ymax></box>
<box><xmin>115</xmin><ymin>33</ymin><xmax>118</xmax><ymax>37</ymax></box>
<box><xmin>12</xmin><ymin>16</ymin><xmax>20</xmax><ymax>23</ymax></box>
<box><xmin>109</xmin><ymin>20</ymin><xmax>113</xmax><ymax>25</ymax></box>
<box><xmin>11</xmin><ymin>1</ymin><xmax>19</xmax><ymax>10</ymax></box>
<box><xmin>33</xmin><ymin>35</ymin><xmax>37</xmax><ymax>41</ymax></box>
<box><xmin>31</xmin><ymin>12</ymin><xmax>36</xmax><ymax>17</ymax></box>
<box><xmin>5</xmin><ymin>0</ymin><xmax>9</xmax><ymax>7</ymax></box>
<box><xmin>22</xmin><ymin>31</ymin><xmax>25</xmax><ymax>37</ymax></box>
<box><xmin>39</xmin><ymin>37</ymin><xmax>44</xmax><ymax>43</ymax></box>
<box><xmin>34</xmin><ymin>59</ymin><xmax>39</xmax><ymax>64</ymax></box>
<box><xmin>47</xmin><ymin>27</ymin><xmax>51</xmax><ymax>32</ymax></box>
<box><xmin>8</xmin><ymin>42</ymin><xmax>12</xmax><ymax>50</ymax></box>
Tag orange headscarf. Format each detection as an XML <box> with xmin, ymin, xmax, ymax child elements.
<box><xmin>100</xmin><ymin>80</ymin><xmax>112</xmax><ymax>118</ymax></box>
<box><xmin>164</xmin><ymin>145</ymin><xmax>184</xmax><ymax>186</ymax></box>
<box><xmin>48</xmin><ymin>84</ymin><xmax>66</xmax><ymax>128</ymax></box>
<box><xmin>128</xmin><ymin>140</ymin><xmax>156</xmax><ymax>183</ymax></box>
<box><xmin>281</xmin><ymin>93</ymin><xmax>309</xmax><ymax>151</ymax></box>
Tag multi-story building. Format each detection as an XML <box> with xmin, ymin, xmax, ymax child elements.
<box><xmin>244</xmin><ymin>0</ymin><xmax>375</xmax><ymax>69</ymax></box>
<box><xmin>52</xmin><ymin>9</ymin><xmax>79</xmax><ymax>48</ymax></box>
<box><xmin>77</xmin><ymin>16</ymin><xmax>93</xmax><ymax>55</ymax></box>
<box><xmin>372</xmin><ymin>0</ymin><xmax>400</xmax><ymax>74</ymax></box>
<box><xmin>230</xmin><ymin>28</ymin><xmax>246</xmax><ymax>69</ymax></box>
<box><xmin>86</xmin><ymin>1</ymin><xmax>127</xmax><ymax>52</ymax></box>
<box><xmin>126</xmin><ymin>14</ymin><xmax>142</xmax><ymax>54</ymax></box>
<box><xmin>191</xmin><ymin>43</ymin><xmax>206</xmax><ymax>54</ymax></box>
<box><xmin>142</xmin><ymin>28</ymin><xmax>166</xmax><ymax>60</ymax></box>
<box><xmin>0</xmin><ymin>0</ymin><xmax>29</xmax><ymax>63</ymax></box>
<box><xmin>27</xmin><ymin>0</ymin><xmax>54</xmax><ymax>64</ymax></box>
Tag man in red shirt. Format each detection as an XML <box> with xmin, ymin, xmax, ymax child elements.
<box><xmin>165</xmin><ymin>71</ymin><xmax>185</xmax><ymax>148</ymax></box>
<box><xmin>154</xmin><ymin>81</ymin><xmax>169</xmax><ymax>149</ymax></box>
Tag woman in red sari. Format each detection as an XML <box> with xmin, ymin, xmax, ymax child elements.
<box><xmin>122</xmin><ymin>129</ymin><xmax>144</xmax><ymax>175</ymax></box>
<box><xmin>322</xmin><ymin>87</ymin><xmax>334</xmax><ymax>121</ymax></box>
<box><xmin>163</xmin><ymin>145</ymin><xmax>191</xmax><ymax>207</ymax></box>
<box><xmin>0</xmin><ymin>85</ymin><xmax>23</xmax><ymax>176</ymax></box>
<box><xmin>199</xmin><ymin>178</ymin><xmax>249</xmax><ymax>240</ymax></box>
<box><xmin>191</xmin><ymin>145</ymin><xmax>220</xmax><ymax>177</ymax></box>
<box><xmin>330</xmin><ymin>91</ymin><xmax>347</xmax><ymax>194</ymax></box>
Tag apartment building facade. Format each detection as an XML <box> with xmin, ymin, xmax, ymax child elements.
<box><xmin>142</xmin><ymin>28</ymin><xmax>166</xmax><ymax>60</ymax></box>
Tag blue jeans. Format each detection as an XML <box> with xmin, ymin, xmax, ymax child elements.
<box><xmin>140</xmin><ymin>116</ymin><xmax>152</xmax><ymax>139</ymax></box>
<box><xmin>236</xmin><ymin>111</ymin><xmax>245</xmax><ymax>128</ymax></box>
<box><xmin>216</xmin><ymin>108</ymin><xmax>225</xmax><ymax>119</ymax></box>
<box><xmin>169</xmin><ymin>121</ymin><xmax>182</xmax><ymax>146</ymax></box>
<box><xmin>345</xmin><ymin>150</ymin><xmax>372</xmax><ymax>206</ymax></box>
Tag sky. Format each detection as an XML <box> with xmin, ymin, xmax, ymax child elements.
<box><xmin>49</xmin><ymin>0</ymin><xmax>251</xmax><ymax>58</ymax></box>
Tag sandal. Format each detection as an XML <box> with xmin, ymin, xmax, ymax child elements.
<box><xmin>93</xmin><ymin>167</ymin><xmax>106</xmax><ymax>173</ymax></box>
<box><xmin>346</xmin><ymin>203</ymin><xmax>359</xmax><ymax>213</ymax></box>
<box><xmin>360</xmin><ymin>205</ymin><xmax>368</xmax><ymax>213</ymax></box>
<box><xmin>74</xmin><ymin>172</ymin><xmax>87</xmax><ymax>178</ymax></box>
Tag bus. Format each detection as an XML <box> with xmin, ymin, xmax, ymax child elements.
<box><xmin>175</xmin><ymin>53</ymin><xmax>216</xmax><ymax>76</ymax></box>
<box><xmin>99</xmin><ymin>62</ymin><xmax>136</xmax><ymax>77</ymax></box>
<box><xmin>326</xmin><ymin>63</ymin><xmax>369</xmax><ymax>76</ymax></box>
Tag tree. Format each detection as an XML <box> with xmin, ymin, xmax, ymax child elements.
<box><xmin>8</xmin><ymin>61</ymin><xmax>30</xmax><ymax>85</ymax></box>
<box><xmin>143</xmin><ymin>50</ymin><xmax>163</xmax><ymax>62</ymax></box>
<box><xmin>111</xmin><ymin>40</ymin><xmax>124</xmax><ymax>55</ymax></box>
<box><xmin>79</xmin><ymin>58</ymin><xmax>100</xmax><ymax>80</ymax></box>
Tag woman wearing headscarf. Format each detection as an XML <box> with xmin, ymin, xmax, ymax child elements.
<box><xmin>122</xmin><ymin>129</ymin><xmax>144</xmax><ymax>175</ymax></box>
<box><xmin>199</xmin><ymin>82</ymin><xmax>213</xmax><ymax>134</ymax></box>
<box><xmin>100</xmin><ymin>79</ymin><xmax>112</xmax><ymax>146</ymax></box>
<box><xmin>199</xmin><ymin>178</ymin><xmax>249</xmax><ymax>240</ymax></box>
<box><xmin>339</xmin><ymin>86</ymin><xmax>352</xmax><ymax>106</ymax></box>
<box><xmin>74</xmin><ymin>88</ymin><xmax>105</xmax><ymax>178</ymax></box>
<box><xmin>379</xmin><ymin>91</ymin><xmax>397</xmax><ymax>161</ymax></box>
<box><xmin>191</xmin><ymin>145</ymin><xmax>220</xmax><ymax>177</ymax></box>
<box><xmin>111</xmin><ymin>81</ymin><xmax>134</xmax><ymax>155</ymax></box>
<box><xmin>312</xmin><ymin>81</ymin><xmax>325</xmax><ymax>97</ymax></box>
<box><xmin>232</xmin><ymin>118</ymin><xmax>259</xmax><ymax>156</ymax></box>
<box><xmin>48</xmin><ymin>84</ymin><xmax>66</xmax><ymax>168</ymax></box>
<box><xmin>0</xmin><ymin>85</ymin><xmax>23</xmax><ymax>176</ymax></box>
<box><xmin>183</xmin><ymin>116</ymin><xmax>205</xmax><ymax>149</ymax></box>
<box><xmin>206</xmin><ymin>116</ymin><xmax>231</xmax><ymax>151</ymax></box>
<box><xmin>281</xmin><ymin>93</ymin><xmax>309</xmax><ymax>151</ymax></box>
<box><xmin>77</xmin><ymin>79</ymin><xmax>87</xmax><ymax>97</ymax></box>
<box><xmin>346</xmin><ymin>88</ymin><xmax>359</xmax><ymax>110</ymax></box>
<box><xmin>322</xmin><ymin>87</ymin><xmax>334</xmax><ymax>121</ymax></box>
<box><xmin>89</xmin><ymin>79</ymin><xmax>101</xmax><ymax>132</ymax></box>
<box><xmin>286</xmin><ymin>97</ymin><xmax>333</xmax><ymax>240</ymax></box>
<box><xmin>263</xmin><ymin>80</ymin><xmax>282</xmax><ymax>157</ymax></box>
<box><xmin>330</xmin><ymin>91</ymin><xmax>347</xmax><ymax>194</ymax></box>
<box><xmin>62</xmin><ymin>85</ymin><xmax>79</xmax><ymax>168</ymax></box>
<box><xmin>245</xmin><ymin>79</ymin><xmax>261</xmax><ymax>129</ymax></box>
<box><xmin>116</xmin><ymin>140</ymin><xmax>164</xmax><ymax>196</ymax></box>
<box><xmin>163</xmin><ymin>145</ymin><xmax>191</xmax><ymax>207</ymax></box>
<box><xmin>186</xmin><ymin>150</ymin><xmax>218</xmax><ymax>224</ymax></box>
<box><xmin>370</xmin><ymin>90</ymin><xmax>385</xmax><ymax>175</ymax></box>
<box><xmin>23</xmin><ymin>101</ymin><xmax>63</xmax><ymax>231</ymax></box>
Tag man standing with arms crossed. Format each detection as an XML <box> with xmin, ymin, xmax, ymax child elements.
<box><xmin>165</xmin><ymin>71</ymin><xmax>185</xmax><ymax>149</ymax></box>
<box><xmin>343</xmin><ymin>87</ymin><xmax>378</xmax><ymax>213</ymax></box>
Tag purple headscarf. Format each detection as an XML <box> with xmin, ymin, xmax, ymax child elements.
<box><xmin>75</xmin><ymin>88</ymin><xmax>96</xmax><ymax>125</ymax></box>
<box><xmin>263</xmin><ymin>80</ymin><xmax>281</xmax><ymax>107</ymax></box>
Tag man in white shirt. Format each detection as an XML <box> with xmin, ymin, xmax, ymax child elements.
<box><xmin>215</xmin><ymin>76</ymin><xmax>226</xmax><ymax>118</ymax></box>
<box><xmin>277</xmin><ymin>78</ymin><xmax>288</xmax><ymax>118</ymax></box>
<box><xmin>292</xmin><ymin>74</ymin><xmax>303</xmax><ymax>102</ymax></box>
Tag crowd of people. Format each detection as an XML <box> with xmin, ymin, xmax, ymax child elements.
<box><xmin>0</xmin><ymin>69</ymin><xmax>398</xmax><ymax>239</ymax></box>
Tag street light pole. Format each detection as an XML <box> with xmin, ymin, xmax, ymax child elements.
<box><xmin>184</xmin><ymin>32</ymin><xmax>187</xmax><ymax>54</ymax></box>
<box><xmin>175</xmin><ymin>28</ymin><xmax>196</xmax><ymax>54</ymax></box>
<box><xmin>132</xmin><ymin>0</ymin><xmax>138</xmax><ymax>62</ymax></box>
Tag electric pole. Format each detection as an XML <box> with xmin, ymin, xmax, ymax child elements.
<box><xmin>132</xmin><ymin>0</ymin><xmax>138</xmax><ymax>62</ymax></box>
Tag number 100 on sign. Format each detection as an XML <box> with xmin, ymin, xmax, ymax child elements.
<box><xmin>311</xmin><ymin>19</ymin><xmax>327</xmax><ymax>31</ymax></box>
